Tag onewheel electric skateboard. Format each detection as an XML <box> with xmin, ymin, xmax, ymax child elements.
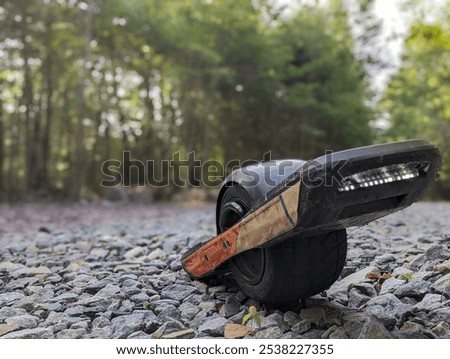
<box><xmin>182</xmin><ymin>140</ymin><xmax>442</xmax><ymax>305</ymax></box>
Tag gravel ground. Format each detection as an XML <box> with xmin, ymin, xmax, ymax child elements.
<box><xmin>0</xmin><ymin>202</ymin><xmax>449</xmax><ymax>339</ymax></box>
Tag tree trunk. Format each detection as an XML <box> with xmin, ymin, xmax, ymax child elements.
<box><xmin>41</xmin><ymin>12</ymin><xmax>54</xmax><ymax>188</ymax></box>
<box><xmin>73</xmin><ymin>0</ymin><xmax>96</xmax><ymax>199</ymax></box>
<box><xmin>0</xmin><ymin>90</ymin><xmax>4</xmax><ymax>202</ymax></box>
<box><xmin>22</xmin><ymin>38</ymin><xmax>34</xmax><ymax>195</ymax></box>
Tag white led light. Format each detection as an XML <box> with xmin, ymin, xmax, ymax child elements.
<box><xmin>338</xmin><ymin>162</ymin><xmax>423</xmax><ymax>192</ymax></box>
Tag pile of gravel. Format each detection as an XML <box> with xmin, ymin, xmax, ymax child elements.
<box><xmin>0</xmin><ymin>202</ymin><xmax>449</xmax><ymax>339</ymax></box>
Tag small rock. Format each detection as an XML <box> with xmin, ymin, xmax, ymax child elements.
<box><xmin>127</xmin><ymin>331</ymin><xmax>150</xmax><ymax>339</ymax></box>
<box><xmin>39</xmin><ymin>224</ymin><xmax>54</xmax><ymax>233</ymax></box>
<box><xmin>46</xmin><ymin>312</ymin><xmax>70</xmax><ymax>327</ymax></box>
<box><xmin>69</xmin><ymin>274</ymin><xmax>97</xmax><ymax>287</ymax></box>
<box><xmin>408</xmin><ymin>254</ymin><xmax>427</xmax><ymax>270</ymax></box>
<box><xmin>65</xmin><ymin>305</ymin><xmax>88</xmax><ymax>317</ymax></box>
<box><xmin>255</xmin><ymin>327</ymin><xmax>283</xmax><ymax>339</ymax></box>
<box><xmin>299</xmin><ymin>305</ymin><xmax>341</xmax><ymax>329</ymax></box>
<box><xmin>182</xmin><ymin>280</ymin><xmax>205</xmax><ymax>294</ymax></box>
<box><xmin>220</xmin><ymin>296</ymin><xmax>241</xmax><ymax>318</ymax></box>
<box><xmin>119</xmin><ymin>299</ymin><xmax>135</xmax><ymax>313</ymax></box>
<box><xmin>281</xmin><ymin>332</ymin><xmax>302</xmax><ymax>339</ymax></box>
<box><xmin>431</xmin><ymin>321</ymin><xmax>450</xmax><ymax>338</ymax></box>
<box><xmin>111</xmin><ymin>312</ymin><xmax>156</xmax><ymax>339</ymax></box>
<box><xmin>364</xmin><ymin>294</ymin><xmax>412</xmax><ymax>325</ymax></box>
<box><xmin>379</xmin><ymin>278</ymin><xmax>406</xmax><ymax>295</ymax></box>
<box><xmin>0</xmin><ymin>324</ymin><xmax>18</xmax><ymax>337</ymax></box>
<box><xmin>84</xmin><ymin>279</ymin><xmax>114</xmax><ymax>294</ymax></box>
<box><xmin>300</xmin><ymin>307</ymin><xmax>326</xmax><ymax>322</ymax></box>
<box><xmin>0</xmin><ymin>307</ymin><xmax>27</xmax><ymax>321</ymax></box>
<box><xmin>131</xmin><ymin>292</ymin><xmax>150</xmax><ymax>304</ymax></box>
<box><xmin>1</xmin><ymin>327</ymin><xmax>54</xmax><ymax>339</ymax></box>
<box><xmin>147</xmin><ymin>248</ymin><xmax>167</xmax><ymax>261</ymax></box>
<box><xmin>0</xmin><ymin>261</ymin><xmax>24</xmax><ymax>272</ymax></box>
<box><xmin>113</xmin><ymin>264</ymin><xmax>141</xmax><ymax>272</ymax></box>
<box><xmin>30</xmin><ymin>266</ymin><xmax>52</xmax><ymax>279</ymax></box>
<box><xmin>162</xmin><ymin>328</ymin><xmax>195</xmax><ymax>339</ymax></box>
<box><xmin>359</xmin><ymin>317</ymin><xmax>393</xmax><ymax>339</ymax></box>
<box><xmin>393</xmin><ymin>280</ymin><xmax>431</xmax><ymax>299</ymax></box>
<box><xmin>96</xmin><ymin>284</ymin><xmax>124</xmax><ymax>298</ymax></box>
<box><xmin>71</xmin><ymin>321</ymin><xmax>90</xmax><ymax>330</ymax></box>
<box><xmin>400</xmin><ymin>297</ymin><xmax>417</xmax><ymax>306</ymax></box>
<box><xmin>227</xmin><ymin>310</ymin><xmax>246</xmax><ymax>325</ymax></box>
<box><xmin>199</xmin><ymin>301</ymin><xmax>217</xmax><ymax>312</ymax></box>
<box><xmin>124</xmin><ymin>247</ymin><xmax>146</xmax><ymax>259</ymax></box>
<box><xmin>13</xmin><ymin>295</ymin><xmax>38</xmax><ymax>312</ymax></box>
<box><xmin>152</xmin><ymin>320</ymin><xmax>185</xmax><ymax>337</ymax></box>
<box><xmin>183</xmin><ymin>293</ymin><xmax>205</xmax><ymax>306</ymax></box>
<box><xmin>401</xmin><ymin>321</ymin><xmax>425</xmax><ymax>333</ymax></box>
<box><xmin>434</xmin><ymin>259</ymin><xmax>450</xmax><ymax>275</ymax></box>
<box><xmin>259</xmin><ymin>313</ymin><xmax>288</xmax><ymax>333</ymax></box>
<box><xmin>179</xmin><ymin>301</ymin><xmax>201</xmax><ymax>320</ymax></box>
<box><xmin>415</xmin><ymin>271</ymin><xmax>438</xmax><ymax>282</ymax></box>
<box><xmin>56</xmin><ymin>328</ymin><xmax>87</xmax><ymax>339</ymax></box>
<box><xmin>301</xmin><ymin>329</ymin><xmax>325</xmax><ymax>339</ymax></box>
<box><xmin>198</xmin><ymin>317</ymin><xmax>227</xmax><ymax>336</ymax></box>
<box><xmin>341</xmin><ymin>320</ymin><xmax>364</xmax><ymax>339</ymax></box>
<box><xmin>392</xmin><ymin>267</ymin><xmax>414</xmax><ymax>280</ymax></box>
<box><xmin>5</xmin><ymin>314</ymin><xmax>39</xmax><ymax>330</ymax></box>
<box><xmin>87</xmin><ymin>327</ymin><xmax>113</xmax><ymax>338</ymax></box>
<box><xmin>89</xmin><ymin>247</ymin><xmax>110</xmax><ymax>259</ymax></box>
<box><xmin>47</xmin><ymin>274</ymin><xmax>62</xmax><ymax>283</ymax></box>
<box><xmin>292</xmin><ymin>320</ymin><xmax>312</xmax><ymax>335</ymax></box>
<box><xmin>157</xmin><ymin>306</ymin><xmax>182</xmax><ymax>323</ymax></box>
<box><xmin>414</xmin><ymin>293</ymin><xmax>445</xmax><ymax>312</ymax></box>
<box><xmin>393</xmin><ymin>331</ymin><xmax>430</xmax><ymax>339</ymax></box>
<box><xmin>348</xmin><ymin>288</ymin><xmax>371</xmax><ymax>309</ymax></box>
<box><xmin>161</xmin><ymin>284</ymin><xmax>196</xmax><ymax>301</ymax></box>
<box><xmin>284</xmin><ymin>311</ymin><xmax>300</xmax><ymax>326</ymax></box>
<box><xmin>92</xmin><ymin>317</ymin><xmax>111</xmax><ymax>329</ymax></box>
<box><xmin>374</xmin><ymin>254</ymin><xmax>396</xmax><ymax>266</ymax></box>
<box><xmin>425</xmin><ymin>245</ymin><xmax>450</xmax><ymax>261</ymax></box>
<box><xmin>50</xmin><ymin>292</ymin><xmax>80</xmax><ymax>303</ymax></box>
<box><xmin>429</xmin><ymin>308</ymin><xmax>450</xmax><ymax>323</ymax></box>
<box><xmin>208</xmin><ymin>285</ymin><xmax>227</xmax><ymax>295</ymax></box>
<box><xmin>321</xmin><ymin>325</ymin><xmax>338</xmax><ymax>339</ymax></box>
<box><xmin>351</xmin><ymin>283</ymin><xmax>377</xmax><ymax>297</ymax></box>
<box><xmin>66</xmin><ymin>260</ymin><xmax>86</xmax><ymax>272</ymax></box>
<box><xmin>0</xmin><ymin>292</ymin><xmax>25</xmax><ymax>305</ymax></box>
<box><xmin>327</xmin><ymin>266</ymin><xmax>377</xmax><ymax>301</ymax></box>
<box><xmin>8</xmin><ymin>277</ymin><xmax>40</xmax><ymax>290</ymax></box>
<box><xmin>329</xmin><ymin>328</ymin><xmax>349</xmax><ymax>339</ymax></box>
<box><xmin>431</xmin><ymin>273</ymin><xmax>450</xmax><ymax>297</ymax></box>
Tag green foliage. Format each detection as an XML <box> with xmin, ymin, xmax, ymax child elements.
<box><xmin>0</xmin><ymin>0</ymin><xmax>375</xmax><ymax>201</ymax></box>
<box><xmin>403</xmin><ymin>272</ymin><xmax>415</xmax><ymax>282</ymax></box>
<box><xmin>242</xmin><ymin>306</ymin><xmax>261</xmax><ymax>329</ymax></box>
<box><xmin>379</xmin><ymin>12</ymin><xmax>450</xmax><ymax>197</ymax></box>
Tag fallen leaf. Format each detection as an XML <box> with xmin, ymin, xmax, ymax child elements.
<box><xmin>224</xmin><ymin>323</ymin><xmax>252</xmax><ymax>339</ymax></box>
<box><xmin>367</xmin><ymin>272</ymin><xmax>380</xmax><ymax>280</ymax></box>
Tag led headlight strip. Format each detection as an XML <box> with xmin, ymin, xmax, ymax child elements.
<box><xmin>338</xmin><ymin>162</ymin><xmax>425</xmax><ymax>192</ymax></box>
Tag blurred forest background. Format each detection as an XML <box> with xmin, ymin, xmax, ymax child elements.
<box><xmin>0</xmin><ymin>0</ymin><xmax>449</xmax><ymax>203</ymax></box>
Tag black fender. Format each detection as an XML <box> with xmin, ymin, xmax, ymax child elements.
<box><xmin>215</xmin><ymin>159</ymin><xmax>306</xmax><ymax>233</ymax></box>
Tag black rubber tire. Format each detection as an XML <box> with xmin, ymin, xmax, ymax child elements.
<box><xmin>218</xmin><ymin>184</ymin><xmax>347</xmax><ymax>305</ymax></box>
